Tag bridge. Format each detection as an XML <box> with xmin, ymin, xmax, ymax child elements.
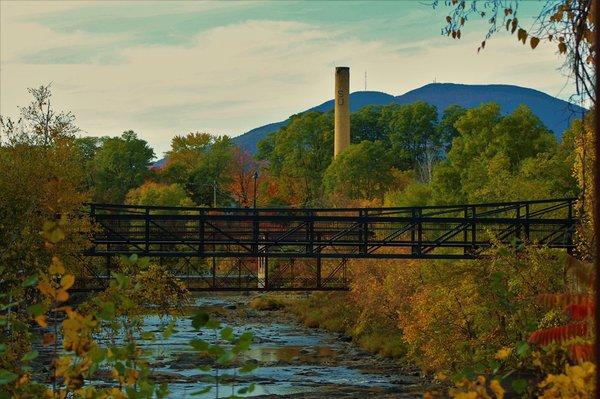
<box><xmin>78</xmin><ymin>198</ymin><xmax>578</xmax><ymax>292</ymax></box>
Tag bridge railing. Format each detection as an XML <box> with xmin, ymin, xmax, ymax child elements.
<box><xmin>87</xmin><ymin>198</ymin><xmax>577</xmax><ymax>260</ymax></box>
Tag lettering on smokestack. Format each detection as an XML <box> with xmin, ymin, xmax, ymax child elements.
<box><xmin>334</xmin><ymin>67</ymin><xmax>350</xmax><ymax>157</ymax></box>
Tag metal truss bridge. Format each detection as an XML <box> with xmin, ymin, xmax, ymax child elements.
<box><xmin>79</xmin><ymin>198</ymin><xmax>578</xmax><ymax>292</ymax></box>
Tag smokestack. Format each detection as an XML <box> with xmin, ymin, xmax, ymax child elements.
<box><xmin>334</xmin><ymin>67</ymin><xmax>350</xmax><ymax>157</ymax></box>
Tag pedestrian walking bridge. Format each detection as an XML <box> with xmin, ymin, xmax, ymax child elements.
<box><xmin>78</xmin><ymin>198</ymin><xmax>578</xmax><ymax>291</ymax></box>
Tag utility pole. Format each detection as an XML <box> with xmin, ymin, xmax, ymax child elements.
<box><xmin>213</xmin><ymin>179</ymin><xmax>217</xmax><ymax>208</ymax></box>
<box><xmin>252</xmin><ymin>171</ymin><xmax>259</xmax><ymax>209</ymax></box>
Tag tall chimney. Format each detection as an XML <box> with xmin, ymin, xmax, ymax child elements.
<box><xmin>334</xmin><ymin>67</ymin><xmax>350</xmax><ymax>157</ymax></box>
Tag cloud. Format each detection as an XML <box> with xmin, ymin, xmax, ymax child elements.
<box><xmin>1</xmin><ymin>4</ymin><xmax>572</xmax><ymax>156</ymax></box>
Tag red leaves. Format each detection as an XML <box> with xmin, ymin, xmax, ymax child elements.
<box><xmin>537</xmin><ymin>293</ymin><xmax>593</xmax><ymax>308</ymax></box>
<box><xmin>565</xmin><ymin>302</ymin><xmax>595</xmax><ymax>321</ymax></box>
<box><xmin>528</xmin><ymin>322</ymin><xmax>587</xmax><ymax>346</ymax></box>
<box><xmin>569</xmin><ymin>344</ymin><xmax>595</xmax><ymax>363</ymax></box>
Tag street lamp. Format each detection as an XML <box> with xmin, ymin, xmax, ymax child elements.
<box><xmin>252</xmin><ymin>171</ymin><xmax>259</xmax><ymax>209</ymax></box>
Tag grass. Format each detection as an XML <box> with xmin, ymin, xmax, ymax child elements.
<box><xmin>288</xmin><ymin>292</ymin><xmax>407</xmax><ymax>359</ymax></box>
<box><xmin>249</xmin><ymin>295</ymin><xmax>287</xmax><ymax>311</ymax></box>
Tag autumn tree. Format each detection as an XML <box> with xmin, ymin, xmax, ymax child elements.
<box><xmin>0</xmin><ymin>85</ymin><xmax>88</xmax><ymax>288</ymax></box>
<box><xmin>257</xmin><ymin>112</ymin><xmax>333</xmax><ymax>206</ymax></box>
<box><xmin>125</xmin><ymin>181</ymin><xmax>194</xmax><ymax>207</ymax></box>
<box><xmin>226</xmin><ymin>147</ymin><xmax>264</xmax><ymax>208</ymax></box>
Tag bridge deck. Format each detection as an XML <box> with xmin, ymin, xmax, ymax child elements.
<box><xmin>80</xmin><ymin>198</ymin><xmax>578</xmax><ymax>292</ymax></box>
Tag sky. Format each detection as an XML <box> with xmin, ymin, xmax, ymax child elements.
<box><xmin>1</xmin><ymin>1</ymin><xmax>572</xmax><ymax>157</ymax></box>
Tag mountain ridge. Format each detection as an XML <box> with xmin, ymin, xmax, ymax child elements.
<box><xmin>231</xmin><ymin>83</ymin><xmax>586</xmax><ymax>154</ymax></box>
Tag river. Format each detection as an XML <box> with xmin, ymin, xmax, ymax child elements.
<box><xmin>141</xmin><ymin>294</ymin><xmax>423</xmax><ymax>398</ymax></box>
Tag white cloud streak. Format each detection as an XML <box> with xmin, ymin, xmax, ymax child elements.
<box><xmin>1</xmin><ymin>4</ymin><xmax>569</xmax><ymax>155</ymax></box>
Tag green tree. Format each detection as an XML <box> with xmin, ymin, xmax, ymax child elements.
<box><xmin>163</xmin><ymin>132</ymin><xmax>234</xmax><ymax>206</ymax></box>
<box><xmin>323</xmin><ymin>140</ymin><xmax>393</xmax><ymax>204</ymax></box>
<box><xmin>257</xmin><ymin>111</ymin><xmax>333</xmax><ymax>206</ymax></box>
<box><xmin>350</xmin><ymin>105</ymin><xmax>386</xmax><ymax>142</ymax></box>
<box><xmin>385</xmin><ymin>102</ymin><xmax>440</xmax><ymax>182</ymax></box>
<box><xmin>437</xmin><ymin>104</ymin><xmax>467</xmax><ymax>152</ymax></box>
<box><xmin>430</xmin><ymin>103</ymin><xmax>567</xmax><ymax>204</ymax></box>
<box><xmin>90</xmin><ymin>131</ymin><xmax>155</xmax><ymax>203</ymax></box>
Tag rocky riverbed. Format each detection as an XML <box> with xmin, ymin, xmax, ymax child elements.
<box><xmin>35</xmin><ymin>294</ymin><xmax>425</xmax><ymax>398</ymax></box>
<box><xmin>144</xmin><ymin>294</ymin><xmax>424</xmax><ymax>398</ymax></box>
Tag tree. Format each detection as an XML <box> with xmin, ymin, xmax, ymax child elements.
<box><xmin>430</xmin><ymin>103</ymin><xmax>569</xmax><ymax>204</ymax></box>
<box><xmin>437</xmin><ymin>104</ymin><xmax>467</xmax><ymax>152</ymax></box>
<box><xmin>257</xmin><ymin>111</ymin><xmax>333</xmax><ymax>206</ymax></box>
<box><xmin>226</xmin><ymin>147</ymin><xmax>264</xmax><ymax>208</ymax></box>
<box><xmin>385</xmin><ymin>102</ymin><xmax>440</xmax><ymax>182</ymax></box>
<box><xmin>351</xmin><ymin>105</ymin><xmax>387</xmax><ymax>142</ymax></box>
<box><xmin>323</xmin><ymin>140</ymin><xmax>394</xmax><ymax>204</ymax></box>
<box><xmin>0</xmin><ymin>85</ymin><xmax>88</xmax><ymax>288</ymax></box>
<box><xmin>163</xmin><ymin>132</ymin><xmax>234</xmax><ymax>206</ymax></box>
<box><xmin>434</xmin><ymin>0</ymin><xmax>595</xmax><ymax>105</ymax></box>
<box><xmin>90</xmin><ymin>131</ymin><xmax>155</xmax><ymax>203</ymax></box>
<box><xmin>125</xmin><ymin>182</ymin><xmax>194</xmax><ymax>207</ymax></box>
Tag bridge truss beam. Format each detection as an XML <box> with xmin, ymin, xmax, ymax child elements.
<box><xmin>79</xmin><ymin>198</ymin><xmax>578</xmax><ymax>291</ymax></box>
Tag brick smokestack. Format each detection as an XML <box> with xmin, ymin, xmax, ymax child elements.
<box><xmin>334</xmin><ymin>67</ymin><xmax>350</xmax><ymax>157</ymax></box>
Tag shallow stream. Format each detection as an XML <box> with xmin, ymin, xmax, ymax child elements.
<box><xmin>142</xmin><ymin>295</ymin><xmax>423</xmax><ymax>398</ymax></box>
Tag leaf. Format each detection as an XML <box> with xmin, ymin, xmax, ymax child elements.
<box><xmin>129</xmin><ymin>254</ymin><xmax>138</xmax><ymax>263</ymax></box>
<box><xmin>37</xmin><ymin>281</ymin><xmax>54</xmax><ymax>297</ymax></box>
<box><xmin>163</xmin><ymin>320</ymin><xmax>176</xmax><ymax>339</ymax></box>
<box><xmin>517</xmin><ymin>28</ymin><xmax>528</xmax><ymax>44</ymax></box>
<box><xmin>141</xmin><ymin>331</ymin><xmax>156</xmax><ymax>341</ymax></box>
<box><xmin>511</xmin><ymin>18</ymin><xmax>518</xmax><ymax>33</ymax></box>
<box><xmin>35</xmin><ymin>315</ymin><xmax>47</xmax><ymax>328</ymax></box>
<box><xmin>60</xmin><ymin>274</ymin><xmax>75</xmax><ymax>290</ymax></box>
<box><xmin>558</xmin><ymin>42</ymin><xmax>567</xmax><ymax>53</ymax></box>
<box><xmin>528</xmin><ymin>322</ymin><xmax>587</xmax><ymax>346</ymax></box>
<box><xmin>99</xmin><ymin>302</ymin><xmax>115</xmax><ymax>320</ymax></box>
<box><xmin>530</xmin><ymin>37</ymin><xmax>540</xmax><ymax>49</ymax></box>
<box><xmin>22</xmin><ymin>350</ymin><xmax>39</xmax><ymax>362</ymax></box>
<box><xmin>0</xmin><ymin>344</ymin><xmax>4</xmax><ymax>354</ymax></box>
<box><xmin>56</xmin><ymin>289</ymin><xmax>69</xmax><ymax>302</ymax></box>
<box><xmin>217</xmin><ymin>351</ymin><xmax>235</xmax><ymax>365</ymax></box>
<box><xmin>516</xmin><ymin>342</ymin><xmax>529</xmax><ymax>356</ymax></box>
<box><xmin>26</xmin><ymin>303</ymin><xmax>43</xmax><ymax>317</ymax></box>
<box><xmin>511</xmin><ymin>378</ymin><xmax>527</xmax><ymax>394</ymax></box>
<box><xmin>189</xmin><ymin>339</ymin><xmax>209</xmax><ymax>351</ymax></box>
<box><xmin>569</xmin><ymin>343</ymin><xmax>594</xmax><ymax>363</ymax></box>
<box><xmin>190</xmin><ymin>386</ymin><xmax>212</xmax><ymax>396</ymax></box>
<box><xmin>505</xmin><ymin>19</ymin><xmax>511</xmax><ymax>31</ymax></box>
<box><xmin>565</xmin><ymin>303</ymin><xmax>594</xmax><ymax>320</ymax></box>
<box><xmin>220</xmin><ymin>326</ymin><xmax>234</xmax><ymax>341</ymax></box>
<box><xmin>237</xmin><ymin>383</ymin><xmax>256</xmax><ymax>394</ymax></box>
<box><xmin>49</xmin><ymin>256</ymin><xmax>65</xmax><ymax>275</ymax></box>
<box><xmin>0</xmin><ymin>370</ymin><xmax>18</xmax><ymax>385</ymax></box>
<box><xmin>205</xmin><ymin>319</ymin><xmax>221</xmax><ymax>329</ymax></box>
<box><xmin>191</xmin><ymin>311</ymin><xmax>209</xmax><ymax>330</ymax></box>
<box><xmin>239</xmin><ymin>362</ymin><xmax>257</xmax><ymax>374</ymax></box>
<box><xmin>21</xmin><ymin>275</ymin><xmax>38</xmax><ymax>288</ymax></box>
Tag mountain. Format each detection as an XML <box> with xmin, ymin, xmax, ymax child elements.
<box><xmin>231</xmin><ymin>83</ymin><xmax>586</xmax><ymax>154</ymax></box>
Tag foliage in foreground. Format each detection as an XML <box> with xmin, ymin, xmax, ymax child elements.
<box><xmin>0</xmin><ymin>221</ymin><xmax>256</xmax><ymax>398</ymax></box>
